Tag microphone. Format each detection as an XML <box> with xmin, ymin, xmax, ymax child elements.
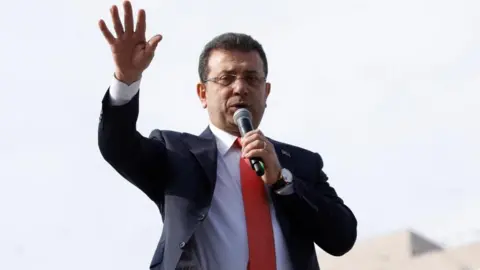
<box><xmin>233</xmin><ymin>108</ymin><xmax>265</xmax><ymax>176</ymax></box>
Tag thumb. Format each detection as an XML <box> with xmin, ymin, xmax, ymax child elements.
<box><xmin>146</xmin><ymin>34</ymin><xmax>162</xmax><ymax>54</ymax></box>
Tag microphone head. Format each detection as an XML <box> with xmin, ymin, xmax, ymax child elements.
<box><xmin>233</xmin><ymin>108</ymin><xmax>255</xmax><ymax>137</ymax></box>
<box><xmin>233</xmin><ymin>108</ymin><xmax>252</xmax><ymax>125</ymax></box>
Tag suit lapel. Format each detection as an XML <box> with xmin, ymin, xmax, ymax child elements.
<box><xmin>182</xmin><ymin>131</ymin><xmax>294</xmax><ymax>200</ymax></box>
<box><xmin>182</xmin><ymin>127</ymin><xmax>218</xmax><ymax>195</ymax></box>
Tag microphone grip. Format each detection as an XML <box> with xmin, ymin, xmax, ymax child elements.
<box><xmin>250</xmin><ymin>157</ymin><xmax>265</xmax><ymax>176</ymax></box>
<box><xmin>235</xmin><ymin>112</ymin><xmax>265</xmax><ymax>176</ymax></box>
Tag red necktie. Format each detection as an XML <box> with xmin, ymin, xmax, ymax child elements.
<box><xmin>235</xmin><ymin>138</ymin><xmax>277</xmax><ymax>270</ymax></box>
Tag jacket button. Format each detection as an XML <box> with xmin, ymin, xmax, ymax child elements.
<box><xmin>179</xmin><ymin>242</ymin><xmax>186</xmax><ymax>249</ymax></box>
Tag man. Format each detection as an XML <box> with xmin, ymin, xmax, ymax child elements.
<box><xmin>97</xmin><ymin>1</ymin><xmax>357</xmax><ymax>269</ymax></box>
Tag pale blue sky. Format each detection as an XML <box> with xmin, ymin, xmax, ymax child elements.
<box><xmin>1</xmin><ymin>0</ymin><xmax>479</xmax><ymax>269</ymax></box>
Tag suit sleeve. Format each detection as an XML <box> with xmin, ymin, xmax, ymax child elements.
<box><xmin>274</xmin><ymin>152</ymin><xmax>357</xmax><ymax>256</ymax></box>
<box><xmin>98</xmin><ymin>89</ymin><xmax>167</xmax><ymax>201</ymax></box>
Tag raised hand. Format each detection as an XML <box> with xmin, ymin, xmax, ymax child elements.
<box><xmin>98</xmin><ymin>1</ymin><xmax>162</xmax><ymax>84</ymax></box>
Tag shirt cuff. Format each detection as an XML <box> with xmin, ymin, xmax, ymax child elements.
<box><xmin>109</xmin><ymin>75</ymin><xmax>141</xmax><ymax>106</ymax></box>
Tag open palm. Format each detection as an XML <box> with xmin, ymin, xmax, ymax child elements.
<box><xmin>98</xmin><ymin>1</ymin><xmax>162</xmax><ymax>84</ymax></box>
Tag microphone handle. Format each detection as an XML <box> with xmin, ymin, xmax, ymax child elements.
<box><xmin>237</xmin><ymin>117</ymin><xmax>265</xmax><ymax>176</ymax></box>
<box><xmin>250</xmin><ymin>158</ymin><xmax>265</xmax><ymax>176</ymax></box>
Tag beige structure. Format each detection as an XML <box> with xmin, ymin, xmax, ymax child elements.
<box><xmin>316</xmin><ymin>230</ymin><xmax>480</xmax><ymax>270</ymax></box>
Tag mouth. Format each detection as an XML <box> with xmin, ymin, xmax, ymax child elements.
<box><xmin>228</xmin><ymin>103</ymin><xmax>249</xmax><ymax>112</ymax></box>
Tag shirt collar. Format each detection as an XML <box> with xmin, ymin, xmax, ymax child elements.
<box><xmin>208</xmin><ymin>122</ymin><xmax>238</xmax><ymax>156</ymax></box>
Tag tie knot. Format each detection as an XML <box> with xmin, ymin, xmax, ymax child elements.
<box><xmin>234</xmin><ymin>137</ymin><xmax>242</xmax><ymax>149</ymax></box>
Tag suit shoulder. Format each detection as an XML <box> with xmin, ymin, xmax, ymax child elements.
<box><xmin>148</xmin><ymin>129</ymin><xmax>183</xmax><ymax>140</ymax></box>
<box><xmin>269</xmin><ymin>138</ymin><xmax>315</xmax><ymax>155</ymax></box>
<box><xmin>269</xmin><ymin>138</ymin><xmax>325</xmax><ymax>166</ymax></box>
<box><xmin>148</xmin><ymin>129</ymin><xmax>209</xmax><ymax>145</ymax></box>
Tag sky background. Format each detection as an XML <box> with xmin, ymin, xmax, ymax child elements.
<box><xmin>0</xmin><ymin>0</ymin><xmax>479</xmax><ymax>269</ymax></box>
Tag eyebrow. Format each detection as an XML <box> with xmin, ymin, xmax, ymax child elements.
<box><xmin>221</xmin><ymin>69</ymin><xmax>262</xmax><ymax>75</ymax></box>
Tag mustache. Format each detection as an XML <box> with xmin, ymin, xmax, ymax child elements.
<box><xmin>227</xmin><ymin>100</ymin><xmax>250</xmax><ymax>108</ymax></box>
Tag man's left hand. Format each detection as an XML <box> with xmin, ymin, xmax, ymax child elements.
<box><xmin>240</xmin><ymin>130</ymin><xmax>282</xmax><ymax>185</ymax></box>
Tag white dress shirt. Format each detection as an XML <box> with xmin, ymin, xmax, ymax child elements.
<box><xmin>108</xmin><ymin>77</ymin><xmax>293</xmax><ymax>270</ymax></box>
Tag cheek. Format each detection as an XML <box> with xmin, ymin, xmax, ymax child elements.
<box><xmin>206</xmin><ymin>91</ymin><xmax>227</xmax><ymax>110</ymax></box>
<box><xmin>253</xmin><ymin>91</ymin><xmax>267</xmax><ymax>104</ymax></box>
<box><xmin>218</xmin><ymin>92</ymin><xmax>232</xmax><ymax>108</ymax></box>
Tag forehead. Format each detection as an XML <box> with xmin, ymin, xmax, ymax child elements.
<box><xmin>207</xmin><ymin>49</ymin><xmax>264</xmax><ymax>75</ymax></box>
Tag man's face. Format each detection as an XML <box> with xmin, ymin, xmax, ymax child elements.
<box><xmin>197</xmin><ymin>49</ymin><xmax>270</xmax><ymax>136</ymax></box>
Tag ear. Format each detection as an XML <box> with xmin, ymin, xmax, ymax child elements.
<box><xmin>196</xmin><ymin>82</ymin><xmax>208</xmax><ymax>109</ymax></box>
<box><xmin>265</xmin><ymin>82</ymin><xmax>271</xmax><ymax>107</ymax></box>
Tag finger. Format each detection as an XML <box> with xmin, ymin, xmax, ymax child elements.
<box><xmin>145</xmin><ymin>35</ymin><xmax>163</xmax><ymax>54</ymax></box>
<box><xmin>135</xmin><ymin>9</ymin><xmax>146</xmax><ymax>40</ymax></box>
<box><xmin>98</xmin><ymin>19</ymin><xmax>115</xmax><ymax>44</ymax></box>
<box><xmin>123</xmin><ymin>1</ymin><xmax>134</xmax><ymax>35</ymax></box>
<box><xmin>243</xmin><ymin>129</ymin><xmax>262</xmax><ymax>138</ymax></box>
<box><xmin>241</xmin><ymin>129</ymin><xmax>264</xmax><ymax>141</ymax></box>
<box><xmin>241</xmin><ymin>132</ymin><xmax>264</xmax><ymax>146</ymax></box>
<box><xmin>243</xmin><ymin>148</ymin><xmax>269</xmax><ymax>160</ymax></box>
<box><xmin>110</xmin><ymin>5</ymin><xmax>124</xmax><ymax>37</ymax></box>
<box><xmin>242</xmin><ymin>139</ymin><xmax>266</xmax><ymax>155</ymax></box>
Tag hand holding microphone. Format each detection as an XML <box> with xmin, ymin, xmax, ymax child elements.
<box><xmin>233</xmin><ymin>108</ymin><xmax>282</xmax><ymax>185</ymax></box>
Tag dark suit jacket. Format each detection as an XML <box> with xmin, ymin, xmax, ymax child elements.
<box><xmin>98</xmin><ymin>90</ymin><xmax>357</xmax><ymax>270</ymax></box>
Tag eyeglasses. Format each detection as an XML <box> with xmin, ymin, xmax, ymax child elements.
<box><xmin>204</xmin><ymin>73</ymin><xmax>266</xmax><ymax>87</ymax></box>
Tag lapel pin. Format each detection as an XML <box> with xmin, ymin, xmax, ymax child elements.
<box><xmin>281</xmin><ymin>149</ymin><xmax>291</xmax><ymax>157</ymax></box>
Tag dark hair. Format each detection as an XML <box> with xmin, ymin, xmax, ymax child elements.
<box><xmin>198</xmin><ymin>32</ymin><xmax>268</xmax><ymax>82</ymax></box>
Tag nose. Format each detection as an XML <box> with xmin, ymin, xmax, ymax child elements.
<box><xmin>231</xmin><ymin>78</ymin><xmax>249</xmax><ymax>96</ymax></box>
